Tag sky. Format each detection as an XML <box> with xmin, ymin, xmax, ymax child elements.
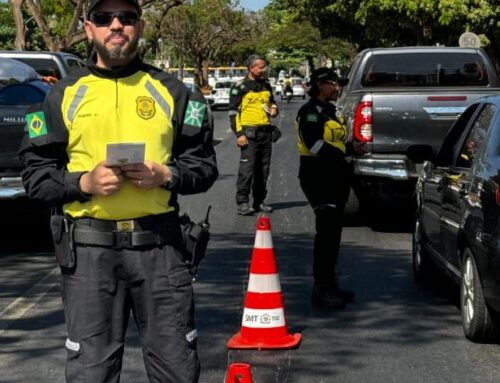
<box><xmin>239</xmin><ymin>0</ymin><xmax>269</xmax><ymax>11</ymax></box>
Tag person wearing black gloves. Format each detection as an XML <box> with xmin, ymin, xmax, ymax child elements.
<box><xmin>228</xmin><ymin>54</ymin><xmax>279</xmax><ymax>215</ymax></box>
<box><xmin>296</xmin><ymin>67</ymin><xmax>366</xmax><ymax>308</ymax></box>
<box><xmin>18</xmin><ymin>0</ymin><xmax>217</xmax><ymax>381</ymax></box>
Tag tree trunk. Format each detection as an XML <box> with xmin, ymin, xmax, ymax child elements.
<box><xmin>11</xmin><ymin>0</ymin><xmax>26</xmax><ymax>50</ymax></box>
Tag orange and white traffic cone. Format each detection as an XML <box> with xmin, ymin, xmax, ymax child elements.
<box><xmin>227</xmin><ymin>215</ymin><xmax>302</xmax><ymax>349</ymax></box>
<box><xmin>225</xmin><ymin>363</ymin><xmax>254</xmax><ymax>383</ymax></box>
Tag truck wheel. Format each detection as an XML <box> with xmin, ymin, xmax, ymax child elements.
<box><xmin>344</xmin><ymin>187</ymin><xmax>360</xmax><ymax>219</ymax></box>
<box><xmin>461</xmin><ymin>248</ymin><xmax>498</xmax><ymax>343</ymax></box>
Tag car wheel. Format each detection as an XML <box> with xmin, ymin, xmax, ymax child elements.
<box><xmin>412</xmin><ymin>215</ymin><xmax>432</xmax><ymax>282</ymax></box>
<box><xmin>461</xmin><ymin>248</ymin><xmax>498</xmax><ymax>343</ymax></box>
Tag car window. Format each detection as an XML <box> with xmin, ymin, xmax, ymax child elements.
<box><xmin>362</xmin><ymin>52</ymin><xmax>489</xmax><ymax>87</ymax></box>
<box><xmin>66</xmin><ymin>58</ymin><xmax>84</xmax><ymax>69</ymax></box>
<box><xmin>11</xmin><ymin>57</ymin><xmax>62</xmax><ymax>80</ymax></box>
<box><xmin>455</xmin><ymin>103</ymin><xmax>496</xmax><ymax>168</ymax></box>
<box><xmin>215</xmin><ymin>82</ymin><xmax>234</xmax><ymax>89</ymax></box>
<box><xmin>436</xmin><ymin>103</ymin><xmax>480</xmax><ymax>167</ymax></box>
<box><xmin>292</xmin><ymin>79</ymin><xmax>302</xmax><ymax>86</ymax></box>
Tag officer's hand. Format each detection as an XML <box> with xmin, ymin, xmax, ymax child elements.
<box><xmin>353</xmin><ymin>141</ymin><xmax>368</xmax><ymax>156</ymax></box>
<box><xmin>269</xmin><ymin>105</ymin><xmax>279</xmax><ymax>118</ymax></box>
<box><xmin>121</xmin><ymin>161</ymin><xmax>171</xmax><ymax>189</ymax></box>
<box><xmin>80</xmin><ymin>161</ymin><xmax>124</xmax><ymax>196</ymax></box>
<box><xmin>237</xmin><ymin>135</ymin><xmax>248</xmax><ymax>148</ymax></box>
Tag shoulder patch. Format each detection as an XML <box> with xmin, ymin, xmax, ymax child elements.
<box><xmin>306</xmin><ymin>113</ymin><xmax>319</xmax><ymax>122</ymax></box>
<box><xmin>27</xmin><ymin>111</ymin><xmax>48</xmax><ymax>138</ymax></box>
<box><xmin>231</xmin><ymin>87</ymin><xmax>239</xmax><ymax>95</ymax></box>
<box><xmin>184</xmin><ymin>100</ymin><xmax>206</xmax><ymax>128</ymax></box>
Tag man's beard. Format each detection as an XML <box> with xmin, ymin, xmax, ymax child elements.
<box><xmin>94</xmin><ymin>33</ymin><xmax>140</xmax><ymax>67</ymax></box>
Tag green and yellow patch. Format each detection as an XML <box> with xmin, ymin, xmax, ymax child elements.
<box><xmin>27</xmin><ymin>111</ymin><xmax>47</xmax><ymax>138</ymax></box>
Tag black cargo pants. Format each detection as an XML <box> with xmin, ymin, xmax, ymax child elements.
<box><xmin>299</xmin><ymin>156</ymin><xmax>352</xmax><ymax>287</ymax></box>
<box><xmin>61</xmin><ymin>242</ymin><xmax>199</xmax><ymax>383</ymax></box>
<box><xmin>236</xmin><ymin>126</ymin><xmax>273</xmax><ymax>206</ymax></box>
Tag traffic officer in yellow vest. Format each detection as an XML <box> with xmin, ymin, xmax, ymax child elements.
<box><xmin>228</xmin><ymin>54</ymin><xmax>279</xmax><ymax>215</ymax></box>
<box><xmin>18</xmin><ymin>0</ymin><xmax>217</xmax><ymax>381</ymax></box>
<box><xmin>296</xmin><ymin>67</ymin><xmax>366</xmax><ymax>308</ymax></box>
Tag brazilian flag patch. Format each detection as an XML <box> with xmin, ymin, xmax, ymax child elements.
<box><xmin>184</xmin><ymin>100</ymin><xmax>206</xmax><ymax>128</ymax></box>
<box><xmin>306</xmin><ymin>113</ymin><xmax>319</xmax><ymax>122</ymax></box>
<box><xmin>27</xmin><ymin>111</ymin><xmax>48</xmax><ymax>138</ymax></box>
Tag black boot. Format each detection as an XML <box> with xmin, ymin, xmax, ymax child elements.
<box><xmin>311</xmin><ymin>285</ymin><xmax>346</xmax><ymax>308</ymax></box>
<box><xmin>333</xmin><ymin>273</ymin><xmax>355</xmax><ymax>302</ymax></box>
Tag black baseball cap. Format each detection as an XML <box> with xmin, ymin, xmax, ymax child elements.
<box><xmin>310</xmin><ymin>67</ymin><xmax>348</xmax><ymax>87</ymax></box>
<box><xmin>88</xmin><ymin>0</ymin><xmax>142</xmax><ymax>17</ymax></box>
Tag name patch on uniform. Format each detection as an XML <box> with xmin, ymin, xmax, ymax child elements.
<box><xmin>136</xmin><ymin>96</ymin><xmax>156</xmax><ymax>120</ymax></box>
<box><xmin>306</xmin><ymin>113</ymin><xmax>319</xmax><ymax>122</ymax></box>
<box><xmin>27</xmin><ymin>111</ymin><xmax>47</xmax><ymax>138</ymax></box>
<box><xmin>184</xmin><ymin>100</ymin><xmax>206</xmax><ymax>128</ymax></box>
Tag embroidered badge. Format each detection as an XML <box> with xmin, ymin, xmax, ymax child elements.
<box><xmin>184</xmin><ymin>100</ymin><xmax>206</xmax><ymax>128</ymax></box>
<box><xmin>306</xmin><ymin>113</ymin><xmax>319</xmax><ymax>122</ymax></box>
<box><xmin>27</xmin><ymin>111</ymin><xmax>47</xmax><ymax>138</ymax></box>
<box><xmin>231</xmin><ymin>87</ymin><xmax>239</xmax><ymax>95</ymax></box>
<box><xmin>136</xmin><ymin>96</ymin><xmax>156</xmax><ymax>120</ymax></box>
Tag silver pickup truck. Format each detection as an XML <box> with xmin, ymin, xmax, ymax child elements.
<box><xmin>336</xmin><ymin>46</ymin><xmax>500</xmax><ymax>216</ymax></box>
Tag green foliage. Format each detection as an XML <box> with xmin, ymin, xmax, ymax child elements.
<box><xmin>0</xmin><ymin>4</ymin><xmax>16</xmax><ymax>50</ymax></box>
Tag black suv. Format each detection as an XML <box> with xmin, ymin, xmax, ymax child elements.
<box><xmin>410</xmin><ymin>95</ymin><xmax>500</xmax><ymax>343</ymax></box>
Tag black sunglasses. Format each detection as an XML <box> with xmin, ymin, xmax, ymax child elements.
<box><xmin>90</xmin><ymin>11</ymin><xmax>139</xmax><ymax>27</ymax></box>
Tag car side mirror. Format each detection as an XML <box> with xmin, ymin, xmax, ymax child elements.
<box><xmin>211</xmin><ymin>90</ymin><xmax>216</xmax><ymax>95</ymax></box>
<box><xmin>407</xmin><ymin>144</ymin><xmax>435</xmax><ymax>163</ymax></box>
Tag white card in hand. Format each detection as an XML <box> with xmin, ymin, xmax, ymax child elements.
<box><xmin>106</xmin><ymin>142</ymin><xmax>145</xmax><ymax>166</ymax></box>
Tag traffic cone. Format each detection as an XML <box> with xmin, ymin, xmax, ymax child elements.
<box><xmin>227</xmin><ymin>215</ymin><xmax>302</xmax><ymax>349</ymax></box>
<box><xmin>225</xmin><ymin>363</ymin><xmax>254</xmax><ymax>383</ymax></box>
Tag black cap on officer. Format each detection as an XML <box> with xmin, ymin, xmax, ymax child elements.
<box><xmin>309</xmin><ymin>67</ymin><xmax>348</xmax><ymax>87</ymax></box>
<box><xmin>88</xmin><ymin>0</ymin><xmax>142</xmax><ymax>17</ymax></box>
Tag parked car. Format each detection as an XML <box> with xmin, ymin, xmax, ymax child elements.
<box><xmin>0</xmin><ymin>58</ymin><xmax>52</xmax><ymax>199</ymax></box>
<box><xmin>410</xmin><ymin>95</ymin><xmax>500</xmax><ymax>343</ymax></box>
<box><xmin>337</xmin><ymin>46</ymin><xmax>500</xmax><ymax>217</ymax></box>
<box><xmin>0</xmin><ymin>51</ymin><xmax>85</xmax><ymax>80</ymax></box>
<box><xmin>207</xmin><ymin>79</ymin><xmax>236</xmax><ymax>109</ymax></box>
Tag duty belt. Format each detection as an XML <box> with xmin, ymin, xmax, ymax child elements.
<box><xmin>72</xmin><ymin>216</ymin><xmax>167</xmax><ymax>249</ymax></box>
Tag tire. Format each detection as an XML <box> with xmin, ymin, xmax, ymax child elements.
<box><xmin>461</xmin><ymin>248</ymin><xmax>498</xmax><ymax>343</ymax></box>
<box><xmin>343</xmin><ymin>187</ymin><xmax>360</xmax><ymax>219</ymax></box>
<box><xmin>412</xmin><ymin>215</ymin><xmax>432</xmax><ymax>282</ymax></box>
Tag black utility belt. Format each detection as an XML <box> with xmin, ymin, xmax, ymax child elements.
<box><xmin>243</xmin><ymin>125</ymin><xmax>272</xmax><ymax>132</ymax></box>
<box><xmin>73</xmin><ymin>227</ymin><xmax>161</xmax><ymax>249</ymax></box>
<box><xmin>71</xmin><ymin>214</ymin><xmax>176</xmax><ymax>249</ymax></box>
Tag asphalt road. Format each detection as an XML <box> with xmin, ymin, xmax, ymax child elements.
<box><xmin>1</xmin><ymin>98</ymin><xmax>500</xmax><ymax>382</ymax></box>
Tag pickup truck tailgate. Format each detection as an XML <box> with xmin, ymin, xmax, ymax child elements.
<box><xmin>370</xmin><ymin>91</ymin><xmax>488</xmax><ymax>153</ymax></box>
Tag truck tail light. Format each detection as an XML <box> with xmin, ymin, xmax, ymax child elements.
<box><xmin>353</xmin><ymin>95</ymin><xmax>373</xmax><ymax>142</ymax></box>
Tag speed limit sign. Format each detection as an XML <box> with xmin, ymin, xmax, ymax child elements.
<box><xmin>459</xmin><ymin>32</ymin><xmax>481</xmax><ymax>48</ymax></box>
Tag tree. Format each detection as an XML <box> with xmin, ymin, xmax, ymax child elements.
<box><xmin>10</xmin><ymin>0</ymin><xmax>184</xmax><ymax>53</ymax></box>
<box><xmin>160</xmin><ymin>0</ymin><xmax>249</xmax><ymax>88</ymax></box>
<box><xmin>270</xmin><ymin>0</ymin><xmax>500</xmax><ymax>65</ymax></box>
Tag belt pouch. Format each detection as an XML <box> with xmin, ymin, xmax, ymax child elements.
<box><xmin>50</xmin><ymin>215</ymin><xmax>75</xmax><ymax>268</ymax></box>
<box><xmin>244</xmin><ymin>126</ymin><xmax>256</xmax><ymax>139</ymax></box>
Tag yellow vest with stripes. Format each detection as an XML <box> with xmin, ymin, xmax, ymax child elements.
<box><xmin>62</xmin><ymin>71</ymin><xmax>175</xmax><ymax>220</ymax></box>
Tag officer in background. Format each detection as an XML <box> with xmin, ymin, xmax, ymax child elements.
<box><xmin>296</xmin><ymin>67</ymin><xmax>366</xmax><ymax>308</ymax></box>
<box><xmin>228</xmin><ymin>54</ymin><xmax>279</xmax><ymax>215</ymax></box>
<box><xmin>19</xmin><ymin>0</ymin><xmax>217</xmax><ymax>381</ymax></box>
